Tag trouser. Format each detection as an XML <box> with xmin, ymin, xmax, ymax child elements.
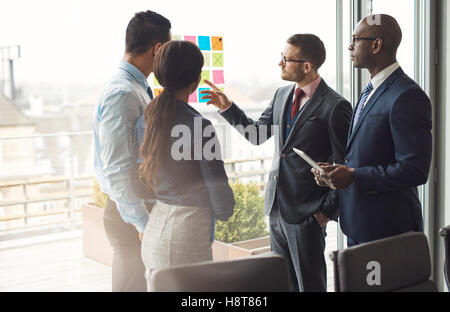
<box><xmin>103</xmin><ymin>199</ymin><xmax>147</xmax><ymax>292</ymax></box>
<box><xmin>269</xmin><ymin>203</ymin><xmax>327</xmax><ymax>292</ymax></box>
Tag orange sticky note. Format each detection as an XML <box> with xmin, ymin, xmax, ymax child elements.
<box><xmin>212</xmin><ymin>36</ymin><xmax>223</xmax><ymax>50</ymax></box>
<box><xmin>154</xmin><ymin>88</ymin><xmax>163</xmax><ymax>97</ymax></box>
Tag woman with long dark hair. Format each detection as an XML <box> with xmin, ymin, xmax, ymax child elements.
<box><xmin>138</xmin><ymin>40</ymin><xmax>234</xmax><ymax>288</ymax></box>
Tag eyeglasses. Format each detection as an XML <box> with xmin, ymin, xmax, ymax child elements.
<box><xmin>351</xmin><ymin>37</ymin><xmax>379</xmax><ymax>46</ymax></box>
<box><xmin>280</xmin><ymin>53</ymin><xmax>308</xmax><ymax>66</ymax></box>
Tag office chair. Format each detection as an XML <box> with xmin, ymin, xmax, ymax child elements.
<box><xmin>331</xmin><ymin>232</ymin><xmax>437</xmax><ymax>292</ymax></box>
<box><xmin>149</xmin><ymin>252</ymin><xmax>290</xmax><ymax>292</ymax></box>
<box><xmin>440</xmin><ymin>224</ymin><xmax>450</xmax><ymax>290</ymax></box>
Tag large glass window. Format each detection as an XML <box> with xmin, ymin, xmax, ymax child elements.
<box><xmin>0</xmin><ymin>0</ymin><xmax>339</xmax><ymax>169</ymax></box>
<box><xmin>0</xmin><ymin>0</ymin><xmax>341</xmax><ymax>289</ymax></box>
<box><xmin>371</xmin><ymin>0</ymin><xmax>415</xmax><ymax>78</ymax></box>
<box><xmin>0</xmin><ymin>0</ymin><xmax>444</xmax><ymax>292</ymax></box>
<box><xmin>371</xmin><ymin>0</ymin><xmax>429</xmax><ymax>226</ymax></box>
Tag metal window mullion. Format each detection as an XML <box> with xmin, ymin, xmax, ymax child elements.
<box><xmin>68</xmin><ymin>135</ymin><xmax>76</xmax><ymax>228</ymax></box>
<box><xmin>336</xmin><ymin>0</ymin><xmax>344</xmax><ymax>251</ymax></box>
<box><xmin>418</xmin><ymin>0</ymin><xmax>439</xmax><ymax>289</ymax></box>
<box><xmin>337</xmin><ymin>0</ymin><xmax>344</xmax><ymax>96</ymax></box>
<box><xmin>23</xmin><ymin>183</ymin><xmax>28</xmax><ymax>225</ymax></box>
<box><xmin>350</xmin><ymin>0</ymin><xmax>372</xmax><ymax>107</ymax></box>
<box><xmin>336</xmin><ymin>0</ymin><xmax>373</xmax><ymax>250</ymax></box>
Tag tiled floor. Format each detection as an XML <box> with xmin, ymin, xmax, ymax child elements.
<box><xmin>0</xmin><ymin>224</ymin><xmax>339</xmax><ymax>292</ymax></box>
<box><xmin>0</xmin><ymin>231</ymin><xmax>111</xmax><ymax>292</ymax></box>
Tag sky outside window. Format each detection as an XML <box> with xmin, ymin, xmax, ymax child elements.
<box><xmin>0</xmin><ymin>0</ymin><xmax>336</xmax><ymax>102</ymax></box>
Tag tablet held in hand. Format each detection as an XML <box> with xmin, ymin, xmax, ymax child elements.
<box><xmin>293</xmin><ymin>148</ymin><xmax>325</xmax><ymax>173</ymax></box>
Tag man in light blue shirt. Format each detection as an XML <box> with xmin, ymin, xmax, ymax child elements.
<box><xmin>93</xmin><ymin>10</ymin><xmax>171</xmax><ymax>292</ymax></box>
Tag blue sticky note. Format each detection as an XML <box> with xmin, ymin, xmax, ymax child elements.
<box><xmin>199</xmin><ymin>88</ymin><xmax>211</xmax><ymax>103</ymax></box>
<box><xmin>198</xmin><ymin>36</ymin><xmax>211</xmax><ymax>51</ymax></box>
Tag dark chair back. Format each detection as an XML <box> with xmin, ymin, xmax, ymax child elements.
<box><xmin>440</xmin><ymin>225</ymin><xmax>450</xmax><ymax>290</ymax></box>
<box><xmin>331</xmin><ymin>232</ymin><xmax>437</xmax><ymax>292</ymax></box>
<box><xmin>149</xmin><ymin>253</ymin><xmax>290</xmax><ymax>292</ymax></box>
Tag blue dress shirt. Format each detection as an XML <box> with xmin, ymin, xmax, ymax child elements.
<box><xmin>93</xmin><ymin>60</ymin><xmax>151</xmax><ymax>233</ymax></box>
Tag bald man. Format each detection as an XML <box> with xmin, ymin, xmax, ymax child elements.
<box><xmin>312</xmin><ymin>14</ymin><xmax>432</xmax><ymax>247</ymax></box>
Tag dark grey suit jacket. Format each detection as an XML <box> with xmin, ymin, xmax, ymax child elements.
<box><xmin>221</xmin><ymin>79</ymin><xmax>352</xmax><ymax>224</ymax></box>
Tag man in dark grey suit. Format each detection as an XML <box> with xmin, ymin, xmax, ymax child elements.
<box><xmin>201</xmin><ymin>34</ymin><xmax>352</xmax><ymax>292</ymax></box>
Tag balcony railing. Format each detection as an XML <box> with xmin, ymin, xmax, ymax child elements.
<box><xmin>0</xmin><ymin>130</ymin><xmax>273</xmax><ymax>235</ymax></box>
<box><xmin>0</xmin><ymin>175</ymin><xmax>91</xmax><ymax>227</ymax></box>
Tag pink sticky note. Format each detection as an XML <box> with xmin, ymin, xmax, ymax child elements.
<box><xmin>184</xmin><ymin>36</ymin><xmax>197</xmax><ymax>44</ymax></box>
<box><xmin>189</xmin><ymin>90</ymin><xmax>198</xmax><ymax>103</ymax></box>
<box><xmin>212</xmin><ymin>70</ymin><xmax>225</xmax><ymax>84</ymax></box>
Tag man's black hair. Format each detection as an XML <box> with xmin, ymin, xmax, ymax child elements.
<box><xmin>125</xmin><ymin>10</ymin><xmax>171</xmax><ymax>55</ymax></box>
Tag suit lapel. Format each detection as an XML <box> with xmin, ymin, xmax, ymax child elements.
<box><xmin>283</xmin><ymin>80</ymin><xmax>327</xmax><ymax>148</ymax></box>
<box><xmin>346</xmin><ymin>93</ymin><xmax>364</xmax><ymax>144</ymax></box>
<box><xmin>279</xmin><ymin>85</ymin><xmax>295</xmax><ymax>146</ymax></box>
<box><xmin>346</xmin><ymin>68</ymin><xmax>404</xmax><ymax>151</ymax></box>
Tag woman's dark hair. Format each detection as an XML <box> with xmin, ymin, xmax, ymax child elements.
<box><xmin>139</xmin><ymin>40</ymin><xmax>204</xmax><ymax>191</ymax></box>
<box><xmin>125</xmin><ymin>10</ymin><xmax>171</xmax><ymax>56</ymax></box>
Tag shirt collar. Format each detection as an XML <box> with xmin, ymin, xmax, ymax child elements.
<box><xmin>297</xmin><ymin>75</ymin><xmax>322</xmax><ymax>98</ymax></box>
<box><xmin>370</xmin><ymin>62</ymin><xmax>400</xmax><ymax>90</ymax></box>
<box><xmin>119</xmin><ymin>60</ymin><xmax>149</xmax><ymax>90</ymax></box>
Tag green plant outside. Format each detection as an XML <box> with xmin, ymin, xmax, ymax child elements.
<box><xmin>93</xmin><ymin>179</ymin><xmax>109</xmax><ymax>208</ymax></box>
<box><xmin>215</xmin><ymin>181</ymin><xmax>268</xmax><ymax>243</ymax></box>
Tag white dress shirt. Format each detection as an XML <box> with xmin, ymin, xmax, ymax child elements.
<box><xmin>364</xmin><ymin>62</ymin><xmax>400</xmax><ymax>108</ymax></box>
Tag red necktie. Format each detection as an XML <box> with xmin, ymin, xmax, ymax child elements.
<box><xmin>291</xmin><ymin>88</ymin><xmax>305</xmax><ymax>120</ymax></box>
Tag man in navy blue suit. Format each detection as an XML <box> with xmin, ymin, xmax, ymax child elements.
<box><xmin>312</xmin><ymin>14</ymin><xmax>432</xmax><ymax>247</ymax></box>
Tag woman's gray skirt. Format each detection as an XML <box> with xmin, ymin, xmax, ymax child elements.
<box><xmin>141</xmin><ymin>200</ymin><xmax>213</xmax><ymax>289</ymax></box>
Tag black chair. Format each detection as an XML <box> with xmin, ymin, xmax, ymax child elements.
<box><xmin>331</xmin><ymin>232</ymin><xmax>437</xmax><ymax>292</ymax></box>
<box><xmin>439</xmin><ymin>224</ymin><xmax>450</xmax><ymax>290</ymax></box>
<box><xmin>149</xmin><ymin>252</ymin><xmax>290</xmax><ymax>292</ymax></box>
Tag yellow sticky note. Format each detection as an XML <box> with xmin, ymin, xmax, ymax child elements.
<box><xmin>154</xmin><ymin>88</ymin><xmax>163</xmax><ymax>97</ymax></box>
<box><xmin>212</xmin><ymin>53</ymin><xmax>224</xmax><ymax>67</ymax></box>
<box><xmin>202</xmin><ymin>52</ymin><xmax>211</xmax><ymax>67</ymax></box>
<box><xmin>153</xmin><ymin>75</ymin><xmax>161</xmax><ymax>86</ymax></box>
<box><xmin>201</xmin><ymin>70</ymin><xmax>210</xmax><ymax>84</ymax></box>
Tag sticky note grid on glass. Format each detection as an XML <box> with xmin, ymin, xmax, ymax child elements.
<box><xmin>149</xmin><ymin>35</ymin><xmax>224</xmax><ymax>104</ymax></box>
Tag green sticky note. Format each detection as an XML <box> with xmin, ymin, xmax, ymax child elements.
<box><xmin>201</xmin><ymin>70</ymin><xmax>210</xmax><ymax>84</ymax></box>
<box><xmin>202</xmin><ymin>52</ymin><xmax>211</xmax><ymax>67</ymax></box>
<box><xmin>153</xmin><ymin>75</ymin><xmax>160</xmax><ymax>86</ymax></box>
<box><xmin>172</xmin><ymin>34</ymin><xmax>182</xmax><ymax>41</ymax></box>
<box><xmin>212</xmin><ymin>53</ymin><xmax>224</xmax><ymax>67</ymax></box>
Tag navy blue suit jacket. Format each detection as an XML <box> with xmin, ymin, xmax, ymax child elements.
<box><xmin>340</xmin><ymin>68</ymin><xmax>432</xmax><ymax>242</ymax></box>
